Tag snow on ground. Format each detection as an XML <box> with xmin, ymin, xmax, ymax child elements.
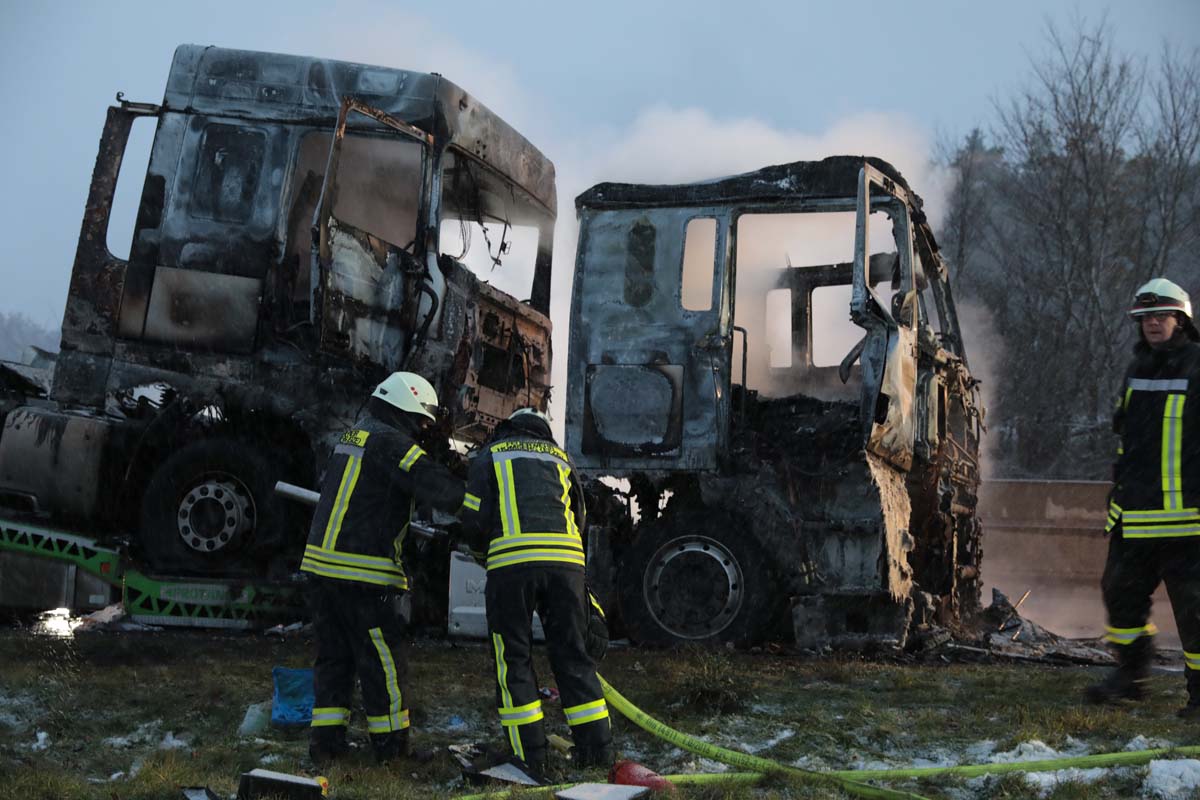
<box><xmin>1126</xmin><ymin>734</ymin><xmax>1174</xmax><ymax>751</ymax></box>
<box><xmin>29</xmin><ymin>730</ymin><xmax>49</xmax><ymax>751</ymax></box>
<box><xmin>158</xmin><ymin>731</ymin><xmax>189</xmax><ymax>750</ymax></box>
<box><xmin>743</xmin><ymin>726</ymin><xmax>795</xmax><ymax>754</ymax></box>
<box><xmin>0</xmin><ymin>690</ymin><xmax>43</xmax><ymax>732</ymax></box>
<box><xmin>103</xmin><ymin>719</ymin><xmax>163</xmax><ymax>748</ymax></box>
<box><xmin>1144</xmin><ymin>759</ymin><xmax>1200</xmax><ymax>799</ymax></box>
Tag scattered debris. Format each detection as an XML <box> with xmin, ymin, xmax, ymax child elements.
<box><xmin>238</xmin><ymin>702</ymin><xmax>271</xmax><ymax>738</ymax></box>
<box><xmin>236</xmin><ymin>768</ymin><xmax>327</xmax><ymax>800</ymax></box>
<box><xmin>539</xmin><ymin>686</ymin><xmax>560</xmax><ymax>703</ymax></box>
<box><xmin>76</xmin><ymin>603</ymin><xmax>126</xmax><ymax>631</ymax></box>
<box><xmin>557</xmin><ymin>784</ymin><xmax>650</xmax><ymax>799</ymax></box>
<box><xmin>30</xmin><ymin>730</ymin><xmax>49</xmax><ymax>751</ymax></box>
<box><xmin>181</xmin><ymin>789</ymin><xmax>221</xmax><ymax>800</ymax></box>
<box><xmin>264</xmin><ymin>622</ymin><xmax>306</xmax><ymax>637</ymax></box>
<box><xmin>609</xmin><ymin>760</ymin><xmax>676</xmax><ymax>794</ymax></box>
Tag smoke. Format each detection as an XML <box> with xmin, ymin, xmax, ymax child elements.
<box><xmin>954</xmin><ymin>301</ymin><xmax>1003</xmax><ymax>479</ymax></box>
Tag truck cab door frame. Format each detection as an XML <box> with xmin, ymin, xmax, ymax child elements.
<box><xmin>851</xmin><ymin>164</ymin><xmax>919</xmax><ymax>471</ymax></box>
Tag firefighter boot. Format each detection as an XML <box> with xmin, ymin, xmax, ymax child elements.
<box><xmin>1176</xmin><ymin>670</ymin><xmax>1200</xmax><ymax>718</ymax></box>
<box><xmin>308</xmin><ymin>728</ymin><xmax>350</xmax><ymax>767</ymax></box>
<box><xmin>371</xmin><ymin>729</ymin><xmax>410</xmax><ymax>764</ymax></box>
<box><xmin>1084</xmin><ymin>637</ymin><xmax>1153</xmax><ymax>704</ymax></box>
<box><xmin>572</xmin><ymin>743</ymin><xmax>615</xmax><ymax>769</ymax></box>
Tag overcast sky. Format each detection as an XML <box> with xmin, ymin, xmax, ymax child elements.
<box><xmin>1</xmin><ymin>0</ymin><xmax>1196</xmax><ymax>337</ymax></box>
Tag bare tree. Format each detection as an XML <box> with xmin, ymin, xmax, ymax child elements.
<box><xmin>943</xmin><ymin>18</ymin><xmax>1200</xmax><ymax>478</ymax></box>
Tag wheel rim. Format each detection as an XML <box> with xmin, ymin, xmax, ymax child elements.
<box><xmin>175</xmin><ymin>472</ymin><xmax>255</xmax><ymax>554</ymax></box>
<box><xmin>642</xmin><ymin>534</ymin><xmax>744</xmax><ymax>639</ymax></box>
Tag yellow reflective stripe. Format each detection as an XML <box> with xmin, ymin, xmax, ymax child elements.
<box><xmin>557</xmin><ymin>463</ymin><xmax>580</xmax><ymax>538</ymax></box>
<box><xmin>1123</xmin><ymin>525</ymin><xmax>1200</xmax><ymax>538</ymax></box>
<box><xmin>487</xmin><ymin>550</ymin><xmax>587</xmax><ymax>571</ymax></box>
<box><xmin>1105</xmin><ymin>500</ymin><xmax>1122</xmax><ymax>533</ymax></box>
<box><xmin>369</xmin><ymin>627</ymin><xmax>406</xmax><ymax>732</ymax></box>
<box><xmin>310</xmin><ymin>706</ymin><xmax>350</xmax><ymax>727</ymax></box>
<box><xmin>495</xmin><ymin>460</ymin><xmax>522</xmax><ymax>538</ymax></box>
<box><xmin>563</xmin><ymin>698</ymin><xmax>609</xmax><ymax>726</ymax></box>
<box><xmin>1124</xmin><ymin>386</ymin><xmax>1133</xmax><ymax>410</ymax></box>
<box><xmin>492</xmin><ymin>633</ymin><xmax>522</xmax><ymax>759</ymax></box>
<box><xmin>399</xmin><ymin>444</ymin><xmax>425</xmax><ymax>472</ymax></box>
<box><xmin>302</xmin><ymin>554</ymin><xmax>410</xmax><ymax>592</ymax></box>
<box><xmin>1163</xmin><ymin>394</ymin><xmax>1185</xmax><ymax>510</ymax></box>
<box><xmin>488</xmin><ymin>533</ymin><xmax>584</xmax><ymax>554</ymax></box>
<box><xmin>1105</xmin><ymin>623</ymin><xmax>1158</xmax><ymax>645</ymax></box>
<box><xmin>1186</xmin><ymin>651</ymin><xmax>1200</xmax><ymax>671</ymax></box>
<box><xmin>367</xmin><ymin>709</ymin><xmax>410</xmax><ymax>733</ymax></box>
<box><xmin>463</xmin><ymin>492</ymin><xmax>482</xmax><ymax>512</ymax></box>
<box><xmin>498</xmin><ymin>699</ymin><xmax>545</xmax><ymax>726</ymax></box>
<box><xmin>589</xmin><ymin>592</ymin><xmax>606</xmax><ymax>619</ymax></box>
<box><xmin>322</xmin><ymin>455</ymin><xmax>363</xmax><ymax>550</ymax></box>
<box><xmin>1123</xmin><ymin>508</ymin><xmax>1200</xmax><ymax>522</ymax></box>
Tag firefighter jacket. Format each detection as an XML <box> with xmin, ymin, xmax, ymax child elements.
<box><xmin>301</xmin><ymin>413</ymin><xmax>464</xmax><ymax>588</ymax></box>
<box><xmin>1107</xmin><ymin>337</ymin><xmax>1200</xmax><ymax>538</ymax></box>
<box><xmin>461</xmin><ymin>428</ymin><xmax>587</xmax><ymax>572</ymax></box>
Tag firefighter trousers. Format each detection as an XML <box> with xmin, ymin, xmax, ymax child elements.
<box><xmin>1102</xmin><ymin>529</ymin><xmax>1200</xmax><ymax>681</ymax></box>
<box><xmin>307</xmin><ymin>578</ymin><xmax>410</xmax><ymax>758</ymax></box>
<box><xmin>485</xmin><ymin>564</ymin><xmax>611</xmax><ymax>767</ymax></box>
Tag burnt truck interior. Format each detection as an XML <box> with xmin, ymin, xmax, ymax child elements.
<box><xmin>566</xmin><ymin>158</ymin><xmax>984</xmax><ymax>650</ymax></box>
<box><xmin>0</xmin><ymin>46</ymin><xmax>555</xmax><ymax>585</ymax></box>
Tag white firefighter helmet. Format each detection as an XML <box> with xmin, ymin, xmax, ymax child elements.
<box><xmin>508</xmin><ymin>407</ymin><xmax>551</xmax><ymax>426</ymax></box>
<box><xmin>1129</xmin><ymin>278</ymin><xmax>1193</xmax><ymax>321</ymax></box>
<box><xmin>372</xmin><ymin>372</ymin><xmax>439</xmax><ymax>421</ymax></box>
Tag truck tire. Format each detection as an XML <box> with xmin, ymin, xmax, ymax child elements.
<box><xmin>139</xmin><ymin>437</ymin><xmax>287</xmax><ymax>575</ymax></box>
<box><xmin>617</xmin><ymin>510</ymin><xmax>773</xmax><ymax>647</ymax></box>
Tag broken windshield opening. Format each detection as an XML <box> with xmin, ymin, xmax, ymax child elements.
<box><xmin>732</xmin><ymin>209</ymin><xmax>899</xmax><ymax>400</ymax></box>
<box><xmin>439</xmin><ymin>148</ymin><xmax>547</xmax><ymax>303</ymax></box>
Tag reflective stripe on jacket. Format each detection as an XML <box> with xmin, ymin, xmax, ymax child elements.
<box><xmin>1109</xmin><ymin>339</ymin><xmax>1200</xmax><ymax>538</ymax></box>
<box><xmin>462</xmin><ymin>433</ymin><xmax>587</xmax><ymax>571</ymax></box>
<box><xmin>301</xmin><ymin>413</ymin><xmax>464</xmax><ymax>587</ymax></box>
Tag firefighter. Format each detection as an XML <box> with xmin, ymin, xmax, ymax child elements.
<box><xmin>462</xmin><ymin>408</ymin><xmax>614</xmax><ymax>776</ymax></box>
<box><xmin>302</xmin><ymin>372</ymin><xmax>465</xmax><ymax>764</ymax></box>
<box><xmin>1085</xmin><ymin>278</ymin><xmax>1200</xmax><ymax>716</ymax></box>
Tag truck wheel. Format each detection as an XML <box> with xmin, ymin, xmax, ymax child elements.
<box><xmin>618</xmin><ymin>511</ymin><xmax>772</xmax><ymax>647</ymax></box>
<box><xmin>139</xmin><ymin>438</ymin><xmax>283</xmax><ymax>575</ymax></box>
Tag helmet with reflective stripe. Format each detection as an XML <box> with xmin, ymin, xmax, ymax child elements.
<box><xmin>1130</xmin><ymin>278</ymin><xmax>1192</xmax><ymax>321</ymax></box>
<box><xmin>508</xmin><ymin>407</ymin><xmax>551</xmax><ymax>426</ymax></box>
<box><xmin>372</xmin><ymin>372</ymin><xmax>439</xmax><ymax>421</ymax></box>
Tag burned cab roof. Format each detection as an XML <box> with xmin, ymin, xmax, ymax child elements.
<box><xmin>165</xmin><ymin>45</ymin><xmax>555</xmax><ymax>215</ymax></box>
<box><xmin>575</xmin><ymin>156</ymin><xmax>922</xmax><ymax>216</ymax></box>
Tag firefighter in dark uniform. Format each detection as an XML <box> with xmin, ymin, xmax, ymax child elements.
<box><xmin>303</xmin><ymin>371</ymin><xmax>465</xmax><ymax>763</ymax></box>
<box><xmin>462</xmin><ymin>408</ymin><xmax>614</xmax><ymax>775</ymax></box>
<box><xmin>1086</xmin><ymin>278</ymin><xmax>1200</xmax><ymax>716</ymax></box>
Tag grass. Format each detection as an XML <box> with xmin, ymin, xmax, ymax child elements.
<box><xmin>2</xmin><ymin>626</ymin><xmax>1200</xmax><ymax>799</ymax></box>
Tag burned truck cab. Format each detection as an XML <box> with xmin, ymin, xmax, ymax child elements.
<box><xmin>0</xmin><ymin>45</ymin><xmax>554</xmax><ymax>577</ymax></box>
<box><xmin>566</xmin><ymin>158</ymin><xmax>983</xmax><ymax>649</ymax></box>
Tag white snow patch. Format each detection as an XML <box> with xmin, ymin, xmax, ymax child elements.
<box><xmin>104</xmin><ymin>720</ymin><xmax>163</xmax><ymax>748</ymax></box>
<box><xmin>129</xmin><ymin>756</ymin><xmax>145</xmax><ymax>777</ymax></box>
<box><xmin>30</xmin><ymin>730</ymin><xmax>50</xmax><ymax>751</ymax></box>
<box><xmin>1022</xmin><ymin>766</ymin><xmax>1110</xmax><ymax>796</ymax></box>
<box><xmin>1125</xmin><ymin>734</ymin><xmax>1173</xmax><ymax>752</ymax></box>
<box><xmin>744</xmin><ymin>727</ymin><xmax>794</xmax><ymax>754</ymax></box>
<box><xmin>259</xmin><ymin>753</ymin><xmax>282</xmax><ymax>765</ymax></box>
<box><xmin>989</xmin><ymin>737</ymin><xmax>1091</xmax><ymax>764</ymax></box>
<box><xmin>1144</xmin><ymin>760</ymin><xmax>1200</xmax><ymax>799</ymax></box>
<box><xmin>0</xmin><ymin>690</ymin><xmax>43</xmax><ymax>732</ymax></box>
<box><xmin>158</xmin><ymin>731</ymin><xmax>189</xmax><ymax>750</ymax></box>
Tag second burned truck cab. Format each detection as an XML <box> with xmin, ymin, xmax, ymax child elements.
<box><xmin>0</xmin><ymin>45</ymin><xmax>554</xmax><ymax>581</ymax></box>
<box><xmin>566</xmin><ymin>158</ymin><xmax>984</xmax><ymax>649</ymax></box>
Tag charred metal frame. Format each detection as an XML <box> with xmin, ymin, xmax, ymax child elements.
<box><xmin>0</xmin><ymin>46</ymin><xmax>557</xmax><ymax>581</ymax></box>
<box><xmin>567</xmin><ymin>157</ymin><xmax>984</xmax><ymax>649</ymax></box>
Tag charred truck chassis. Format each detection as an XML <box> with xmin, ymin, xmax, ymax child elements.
<box><xmin>0</xmin><ymin>46</ymin><xmax>555</xmax><ymax>584</ymax></box>
<box><xmin>566</xmin><ymin>158</ymin><xmax>984</xmax><ymax>650</ymax></box>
